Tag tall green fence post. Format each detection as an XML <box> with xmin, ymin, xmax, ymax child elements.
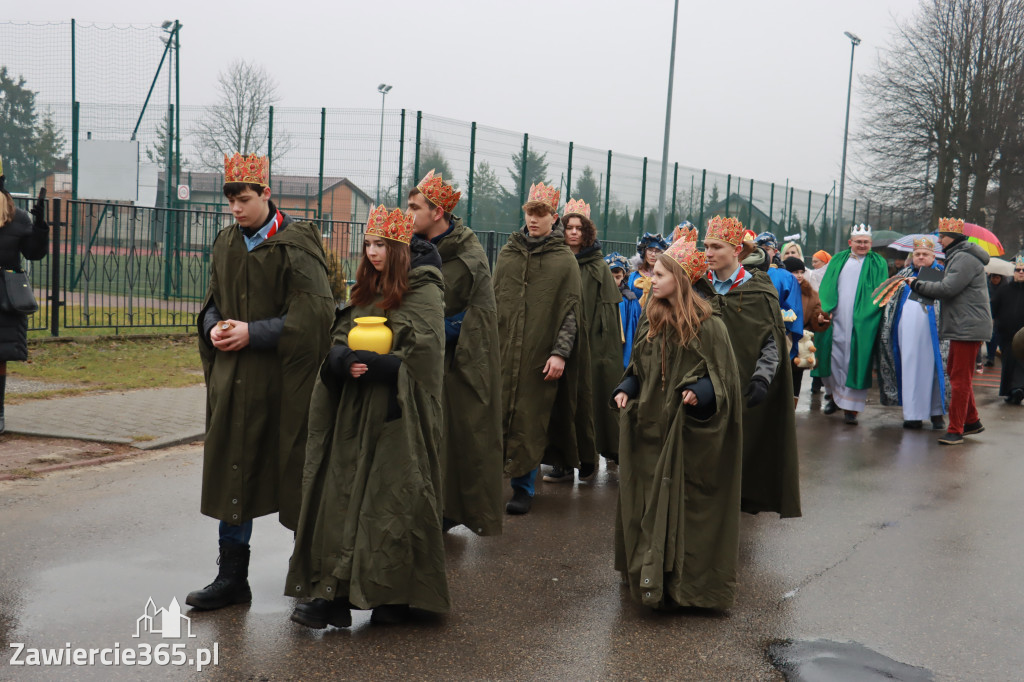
<box><xmin>788</xmin><ymin>187</ymin><xmax>794</xmax><ymax>234</ymax></box>
<box><xmin>174</xmin><ymin>21</ymin><xmax>181</xmax><ymax>191</ymax></box>
<box><xmin>397</xmin><ymin>109</ymin><xmax>405</xmax><ymax>200</ymax></box>
<box><xmin>414</xmin><ymin>111</ymin><xmax>422</xmax><ymax>182</ymax></box>
<box><xmin>518</xmin><ymin>133</ymin><xmax>528</xmax><ymax>228</ymax></box>
<box><xmin>317</xmin><ymin>107</ymin><xmax>326</xmax><ymax>219</ymax></box>
<box><xmin>51</xmin><ymin>198</ymin><xmax>61</xmax><ymax>337</ymax></box>
<box><xmin>639</xmin><ymin>157</ymin><xmax>648</xmax><ymax>235</ymax></box>
<box><xmin>806</xmin><ymin>190</ymin><xmax>812</xmax><ymax>236</ymax></box>
<box><xmin>852</xmin><ymin>199</ymin><xmax>858</xmax><ymax>225</ymax></box>
<box><xmin>864</xmin><ymin>199</ymin><xmax>870</xmax><ymax>227</ymax></box>
<box><xmin>267</xmin><ymin>105</ymin><xmax>274</xmax><ymax>183</ymax></box>
<box><xmin>670</xmin><ymin>162</ymin><xmax>678</xmax><ymax>228</ymax></box>
<box><xmin>566</xmin><ymin>141</ymin><xmax>573</xmax><ymax>200</ymax></box>
<box><xmin>163</xmin><ymin>105</ymin><xmax>175</xmax><ymax>298</ymax></box>
<box><xmin>725</xmin><ymin>174</ymin><xmax>731</xmax><ymax>217</ymax></box>
<box><xmin>768</xmin><ymin>183</ymin><xmax>775</xmax><ymax>230</ymax></box>
<box><xmin>748</xmin><ymin>179</ymin><xmax>754</xmax><ymax>229</ymax></box>
<box><xmin>604</xmin><ymin>150</ymin><xmax>612</xmax><ymax>239</ymax></box>
<box><xmin>467</xmin><ymin>122</ymin><xmax>476</xmax><ymax>225</ymax></box>
<box><xmin>697</xmin><ymin>169</ymin><xmax>706</xmax><ymax>233</ymax></box>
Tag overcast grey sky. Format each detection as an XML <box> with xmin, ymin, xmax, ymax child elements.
<box><xmin>6</xmin><ymin>0</ymin><xmax>922</xmax><ymax>194</ymax></box>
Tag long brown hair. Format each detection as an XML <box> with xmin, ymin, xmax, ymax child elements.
<box><xmin>349</xmin><ymin>238</ymin><xmax>410</xmax><ymax>310</ymax></box>
<box><xmin>646</xmin><ymin>253</ymin><xmax>712</xmax><ymax>346</ymax></box>
<box><xmin>0</xmin><ymin>192</ymin><xmax>14</xmax><ymax>228</ymax></box>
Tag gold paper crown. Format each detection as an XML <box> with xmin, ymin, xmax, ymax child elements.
<box><xmin>664</xmin><ymin>239</ymin><xmax>708</xmax><ymax>284</ymax></box>
<box><xmin>563</xmin><ymin>198</ymin><xmax>590</xmax><ymax>220</ymax></box>
<box><xmin>366</xmin><ymin>205</ymin><xmax>415</xmax><ymax>244</ymax></box>
<box><xmin>913</xmin><ymin>236</ymin><xmax>936</xmax><ymax>250</ymax></box>
<box><xmin>705</xmin><ymin>215</ymin><xmax>746</xmax><ymax>246</ymax></box>
<box><xmin>527</xmin><ymin>182</ymin><xmax>560</xmax><ymax>211</ymax></box>
<box><xmin>416</xmin><ymin>169</ymin><xmax>461</xmax><ymax>213</ymax></box>
<box><xmin>938</xmin><ymin>217</ymin><xmax>965</xmax><ymax>235</ymax></box>
<box><xmin>672</xmin><ymin>222</ymin><xmax>697</xmax><ymax>243</ymax></box>
<box><xmin>224</xmin><ymin>153</ymin><xmax>269</xmax><ymax>187</ymax></box>
<box><xmin>1014</xmin><ymin>254</ymin><xmax>1024</xmax><ymax>268</ymax></box>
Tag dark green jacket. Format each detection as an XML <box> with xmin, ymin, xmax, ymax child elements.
<box><xmin>285</xmin><ymin>264</ymin><xmax>450</xmax><ymax>613</ymax></box>
<box><xmin>714</xmin><ymin>271</ymin><xmax>801</xmax><ymax>518</ymax></box>
<box><xmin>494</xmin><ymin>225</ymin><xmax>595</xmax><ymax>477</ymax></box>
<box><xmin>576</xmin><ymin>242</ymin><xmax>627</xmax><ymax>457</ymax></box>
<box><xmin>433</xmin><ymin>218</ymin><xmax>504</xmax><ymax>536</ymax></box>
<box><xmin>616</xmin><ymin>314</ymin><xmax>743</xmax><ymax>609</ymax></box>
<box><xmin>198</xmin><ymin>217</ymin><xmax>334</xmax><ymax>530</ymax></box>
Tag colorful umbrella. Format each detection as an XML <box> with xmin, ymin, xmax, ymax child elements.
<box><xmin>964</xmin><ymin>223</ymin><xmax>1004</xmax><ymax>256</ymax></box>
<box><xmin>868</xmin><ymin>230</ymin><xmax>906</xmax><ymax>248</ymax></box>
<box><xmin>888</xmin><ymin>233</ymin><xmax>945</xmax><ymax>258</ymax></box>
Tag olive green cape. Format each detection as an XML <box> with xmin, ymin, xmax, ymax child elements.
<box><xmin>616</xmin><ymin>315</ymin><xmax>743</xmax><ymax>610</ymax></box>
<box><xmin>285</xmin><ymin>266</ymin><xmax>450</xmax><ymax>614</ymax></box>
<box><xmin>714</xmin><ymin>271</ymin><xmax>801</xmax><ymax>518</ymax></box>
<box><xmin>493</xmin><ymin>227</ymin><xmax>595</xmax><ymax>478</ymax></box>
<box><xmin>198</xmin><ymin>220</ymin><xmax>334</xmax><ymax>530</ymax></box>
<box><xmin>435</xmin><ymin>218</ymin><xmax>503</xmax><ymax>536</ymax></box>
<box><xmin>577</xmin><ymin>243</ymin><xmax>628</xmax><ymax>457</ymax></box>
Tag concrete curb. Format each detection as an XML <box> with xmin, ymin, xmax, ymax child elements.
<box><xmin>0</xmin><ymin>451</ymin><xmax>141</xmax><ymax>481</ymax></box>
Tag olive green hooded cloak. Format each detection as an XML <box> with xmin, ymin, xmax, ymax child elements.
<box><xmin>714</xmin><ymin>271</ymin><xmax>801</xmax><ymax>518</ymax></box>
<box><xmin>198</xmin><ymin>218</ymin><xmax>334</xmax><ymax>531</ymax></box>
<box><xmin>616</xmin><ymin>314</ymin><xmax>743</xmax><ymax>610</ymax></box>
<box><xmin>433</xmin><ymin>218</ymin><xmax>504</xmax><ymax>536</ymax></box>
<box><xmin>493</xmin><ymin>225</ymin><xmax>595</xmax><ymax>478</ymax></box>
<box><xmin>285</xmin><ymin>264</ymin><xmax>450</xmax><ymax>614</ymax></box>
<box><xmin>576</xmin><ymin>242</ymin><xmax>627</xmax><ymax>459</ymax></box>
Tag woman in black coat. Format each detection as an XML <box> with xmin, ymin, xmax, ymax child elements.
<box><xmin>0</xmin><ymin>162</ymin><xmax>49</xmax><ymax>433</ymax></box>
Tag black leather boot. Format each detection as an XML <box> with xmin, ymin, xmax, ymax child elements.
<box><xmin>291</xmin><ymin>597</ymin><xmax>352</xmax><ymax>629</ymax></box>
<box><xmin>185</xmin><ymin>543</ymin><xmax>252</xmax><ymax>610</ymax></box>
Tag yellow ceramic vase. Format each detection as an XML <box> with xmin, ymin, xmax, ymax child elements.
<box><xmin>348</xmin><ymin>316</ymin><xmax>393</xmax><ymax>354</ymax></box>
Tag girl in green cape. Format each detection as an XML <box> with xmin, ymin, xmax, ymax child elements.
<box><xmin>286</xmin><ymin>206</ymin><xmax>449</xmax><ymax>628</ymax></box>
<box><xmin>613</xmin><ymin>241</ymin><xmax>744</xmax><ymax>610</ymax></box>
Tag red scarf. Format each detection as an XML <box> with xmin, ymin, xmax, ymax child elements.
<box><xmin>707</xmin><ymin>265</ymin><xmax>747</xmax><ymax>292</ymax></box>
<box><xmin>264</xmin><ymin>209</ymin><xmax>284</xmax><ymax>239</ymax></box>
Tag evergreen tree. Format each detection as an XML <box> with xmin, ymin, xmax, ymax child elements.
<box><xmin>146</xmin><ymin>111</ymin><xmax>188</xmax><ymax>169</ymax></box>
<box><xmin>0</xmin><ymin>67</ymin><xmax>40</xmax><ymax>191</ymax></box>
<box><xmin>572</xmin><ymin>165</ymin><xmax>602</xmax><ymax>226</ymax></box>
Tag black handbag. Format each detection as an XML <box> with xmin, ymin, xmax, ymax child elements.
<box><xmin>0</xmin><ymin>268</ymin><xmax>39</xmax><ymax>315</ymax></box>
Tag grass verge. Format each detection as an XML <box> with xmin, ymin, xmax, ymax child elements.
<box><xmin>8</xmin><ymin>336</ymin><xmax>203</xmax><ymax>403</ymax></box>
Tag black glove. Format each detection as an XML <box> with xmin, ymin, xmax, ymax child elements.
<box><xmin>353</xmin><ymin>350</ymin><xmax>401</xmax><ymax>383</ymax></box>
<box><xmin>30</xmin><ymin>188</ymin><xmax>47</xmax><ymax>230</ymax></box>
<box><xmin>325</xmin><ymin>344</ymin><xmax>357</xmax><ymax>379</ymax></box>
<box><xmin>744</xmin><ymin>376</ymin><xmax>769</xmax><ymax>408</ymax></box>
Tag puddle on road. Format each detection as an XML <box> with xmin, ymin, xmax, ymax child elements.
<box><xmin>767</xmin><ymin>639</ymin><xmax>934</xmax><ymax>682</ymax></box>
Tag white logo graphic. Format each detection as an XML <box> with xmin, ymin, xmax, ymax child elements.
<box><xmin>134</xmin><ymin>597</ymin><xmax>195</xmax><ymax>639</ymax></box>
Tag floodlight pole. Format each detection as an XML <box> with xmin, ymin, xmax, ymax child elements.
<box><xmin>657</xmin><ymin>0</ymin><xmax>680</xmax><ymax>234</ymax></box>
<box><xmin>376</xmin><ymin>84</ymin><xmax>392</xmax><ymax>204</ymax></box>
<box><xmin>835</xmin><ymin>31</ymin><xmax>861</xmax><ymax>253</ymax></box>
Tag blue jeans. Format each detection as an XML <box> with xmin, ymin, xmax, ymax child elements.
<box><xmin>511</xmin><ymin>468</ymin><xmax>538</xmax><ymax>497</ymax></box>
<box><xmin>219</xmin><ymin>520</ymin><xmax>252</xmax><ymax>547</ymax></box>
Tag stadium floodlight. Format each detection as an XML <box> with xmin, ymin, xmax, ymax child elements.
<box><xmin>835</xmin><ymin>31</ymin><xmax>862</xmax><ymax>252</ymax></box>
<box><xmin>844</xmin><ymin>31</ymin><xmax>861</xmax><ymax>46</ymax></box>
<box><xmin>376</xmin><ymin>84</ymin><xmax>394</xmax><ymax>203</ymax></box>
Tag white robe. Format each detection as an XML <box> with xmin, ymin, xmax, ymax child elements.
<box><xmin>824</xmin><ymin>255</ymin><xmax>869</xmax><ymax>412</ymax></box>
<box><xmin>897</xmin><ymin>298</ymin><xmax>944</xmax><ymax>421</ymax></box>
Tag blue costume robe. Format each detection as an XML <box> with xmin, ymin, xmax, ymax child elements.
<box><xmin>767</xmin><ymin>267</ymin><xmax>804</xmax><ymax>359</ymax></box>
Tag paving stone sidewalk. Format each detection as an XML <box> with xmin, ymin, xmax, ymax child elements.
<box><xmin>4</xmin><ymin>384</ymin><xmax>206</xmax><ymax>450</ymax></box>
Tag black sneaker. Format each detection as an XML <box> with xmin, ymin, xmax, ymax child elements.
<box><xmin>903</xmin><ymin>420</ymin><xmax>923</xmax><ymax>429</ymax></box>
<box><xmin>938</xmin><ymin>432</ymin><xmax>964</xmax><ymax>445</ymax></box>
<box><xmin>985</xmin><ymin>359</ymin><xmax>995</xmax><ymax>367</ymax></box>
<box><xmin>963</xmin><ymin>420</ymin><xmax>985</xmax><ymax>435</ymax></box>
<box><xmin>578</xmin><ymin>463</ymin><xmax>597</xmax><ymax>481</ymax></box>
<box><xmin>844</xmin><ymin>411</ymin><xmax>858</xmax><ymax>425</ymax></box>
<box><xmin>542</xmin><ymin>466</ymin><xmax>574</xmax><ymax>483</ymax></box>
<box><xmin>930</xmin><ymin>415</ymin><xmax>946</xmax><ymax>430</ymax></box>
<box><xmin>810</xmin><ymin>377</ymin><xmax>823</xmax><ymax>395</ymax></box>
<box><xmin>823</xmin><ymin>399</ymin><xmax>839</xmax><ymax>415</ymax></box>
<box><xmin>505</xmin><ymin>488</ymin><xmax>532</xmax><ymax>515</ymax></box>
<box><xmin>1010</xmin><ymin>389</ymin><xmax>1024</xmax><ymax>405</ymax></box>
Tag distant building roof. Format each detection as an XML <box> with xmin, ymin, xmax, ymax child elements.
<box><xmin>160</xmin><ymin>171</ymin><xmax>372</xmax><ymax>203</ymax></box>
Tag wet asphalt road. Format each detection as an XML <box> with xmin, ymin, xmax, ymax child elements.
<box><xmin>1</xmin><ymin>388</ymin><xmax>1022</xmax><ymax>681</ymax></box>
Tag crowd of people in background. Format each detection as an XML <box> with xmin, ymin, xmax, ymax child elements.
<box><xmin>177</xmin><ymin>150</ymin><xmax>1023</xmax><ymax>632</ymax></box>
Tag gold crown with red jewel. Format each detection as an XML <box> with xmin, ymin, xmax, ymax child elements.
<box><xmin>913</xmin><ymin>236</ymin><xmax>936</xmax><ymax>250</ymax></box>
<box><xmin>366</xmin><ymin>205</ymin><xmax>414</xmax><ymax>244</ymax></box>
<box><xmin>705</xmin><ymin>215</ymin><xmax>745</xmax><ymax>246</ymax></box>
<box><xmin>938</xmin><ymin>217</ymin><xmax>965</xmax><ymax>235</ymax></box>
<box><xmin>563</xmin><ymin>198</ymin><xmax>591</xmax><ymax>220</ymax></box>
<box><xmin>665</xmin><ymin>239</ymin><xmax>708</xmax><ymax>284</ymax></box>
<box><xmin>224</xmin><ymin>153</ymin><xmax>269</xmax><ymax>187</ymax></box>
<box><xmin>672</xmin><ymin>222</ymin><xmax>697</xmax><ymax>243</ymax></box>
<box><xmin>527</xmin><ymin>182</ymin><xmax>560</xmax><ymax>211</ymax></box>
<box><xmin>416</xmin><ymin>169</ymin><xmax>461</xmax><ymax>213</ymax></box>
